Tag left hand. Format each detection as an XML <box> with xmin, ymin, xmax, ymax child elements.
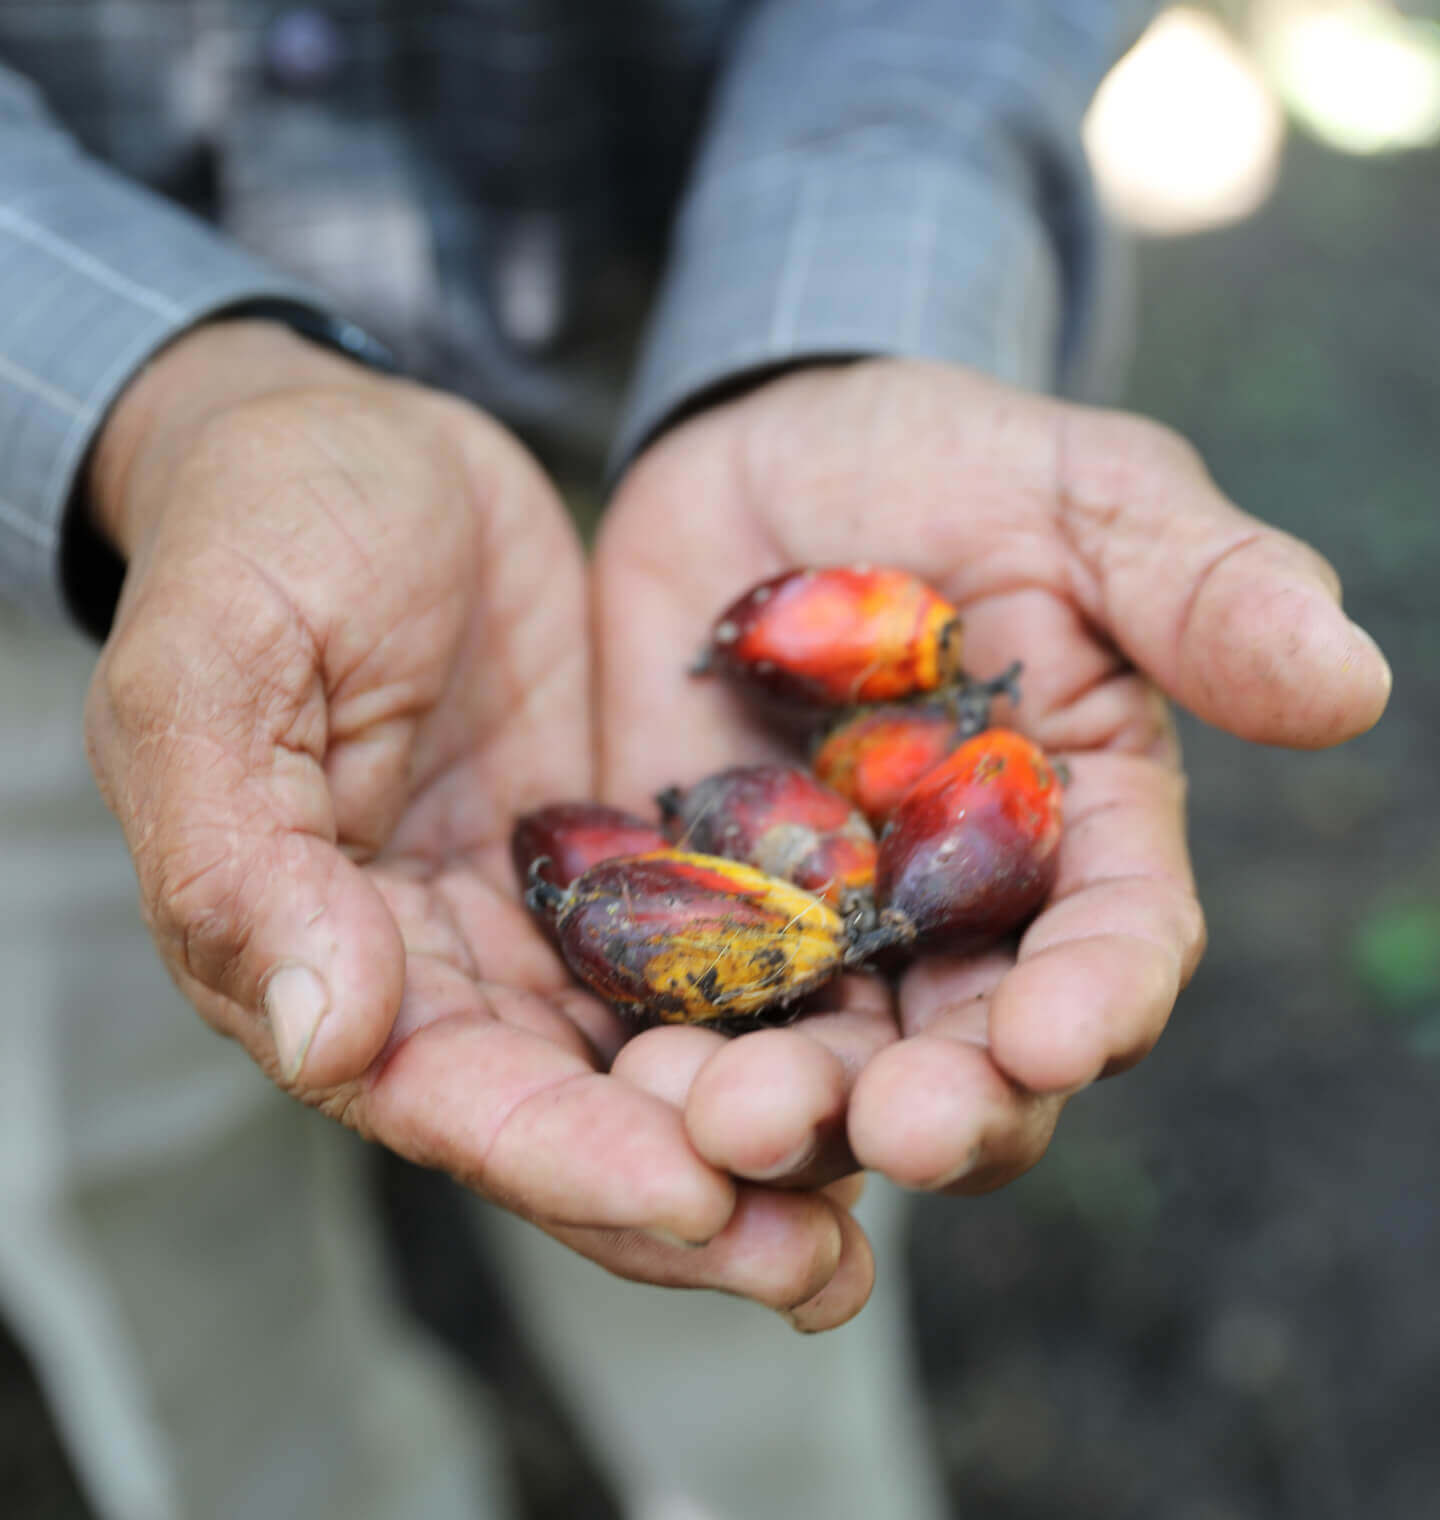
<box><xmin>593</xmin><ymin>359</ymin><xmax>1391</xmax><ymax>1195</ymax></box>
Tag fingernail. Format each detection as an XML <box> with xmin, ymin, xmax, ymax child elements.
<box><xmin>781</xmin><ymin>1275</ymin><xmax>837</xmax><ymax>1335</ymax></box>
<box><xmin>263</xmin><ymin>963</ymin><xmax>329</xmax><ymax>1080</ymax></box>
<box><xmin>930</xmin><ymin>1142</ymin><xmax>984</xmax><ymax>1190</ymax></box>
<box><xmin>1348</xmin><ymin>619</ymin><xmax>1393</xmax><ymax>691</ymax></box>
<box><xmin>748</xmin><ymin>1134</ymin><xmax>819</xmax><ymax>1182</ymax></box>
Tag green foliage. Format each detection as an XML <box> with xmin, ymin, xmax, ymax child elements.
<box><xmin>1350</xmin><ymin>903</ymin><xmax>1440</xmax><ymax>1056</ymax></box>
<box><xmin>1018</xmin><ymin>1138</ymin><xmax>1162</xmax><ymax>1239</ymax></box>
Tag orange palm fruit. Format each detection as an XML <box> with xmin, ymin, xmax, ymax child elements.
<box><xmin>813</xmin><ymin>705</ymin><xmax>960</xmax><ymax>830</ymax></box>
<box><xmin>657</xmin><ymin>764</ymin><xmax>876</xmax><ymax>908</ymax></box>
<box><xmin>875</xmin><ymin>729</ymin><xmax>1063</xmax><ymax>952</ymax></box>
<box><xmin>695</xmin><ymin>566</ymin><xmax>964</xmax><ymax>709</ymax></box>
<box><xmin>813</xmin><ymin>662</ymin><xmax>1023</xmax><ymax>828</ymax></box>
<box><xmin>526</xmin><ymin>850</ymin><xmax>850</xmax><ymax>1024</ymax></box>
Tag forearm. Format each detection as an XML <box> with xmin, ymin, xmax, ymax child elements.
<box><xmin>615</xmin><ymin>0</ymin><xmax>1158</xmax><ymax>466</ymax></box>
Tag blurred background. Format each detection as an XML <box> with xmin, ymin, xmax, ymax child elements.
<box><xmin>3</xmin><ymin>1</ymin><xmax>1437</xmax><ymax>1516</ymax></box>
<box><xmin>906</xmin><ymin>5</ymin><xmax>1440</xmax><ymax>1518</ymax></box>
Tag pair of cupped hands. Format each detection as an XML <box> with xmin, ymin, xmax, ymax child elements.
<box><xmin>84</xmin><ymin>320</ymin><xmax>1389</xmax><ymax>1332</ymax></box>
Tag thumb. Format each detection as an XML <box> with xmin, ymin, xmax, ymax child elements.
<box><xmin>86</xmin><ymin>567</ymin><xmax>405</xmax><ymax>1092</ymax></box>
<box><xmin>1058</xmin><ymin>409</ymin><xmax>1392</xmax><ymax>748</ymax></box>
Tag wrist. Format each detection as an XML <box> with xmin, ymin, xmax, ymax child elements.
<box><xmin>87</xmin><ymin>318</ymin><xmax>380</xmax><ymax>555</ymax></box>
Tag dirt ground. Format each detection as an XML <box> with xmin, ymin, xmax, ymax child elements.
<box><xmin>3</xmin><ymin>120</ymin><xmax>1436</xmax><ymax>1520</ymax></box>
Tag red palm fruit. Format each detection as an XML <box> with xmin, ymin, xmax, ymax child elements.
<box><xmin>812</xmin><ymin>661</ymin><xmax>1024</xmax><ymax>828</ymax></box>
<box><xmin>511</xmin><ymin>802</ymin><xmax>669</xmax><ymax>890</ymax></box>
<box><xmin>512</xmin><ymin>803</ymin><xmax>670</xmax><ymax>944</ymax></box>
<box><xmin>526</xmin><ymin>850</ymin><xmax>849</xmax><ymax>1025</ymax></box>
<box><xmin>813</xmin><ymin>705</ymin><xmax>959</xmax><ymax>829</ymax></box>
<box><xmin>657</xmin><ymin>764</ymin><xmax>877</xmax><ymax>908</ymax></box>
<box><xmin>695</xmin><ymin>566</ymin><xmax>964</xmax><ymax>709</ymax></box>
<box><xmin>875</xmin><ymin>729</ymin><xmax>1063</xmax><ymax>952</ymax></box>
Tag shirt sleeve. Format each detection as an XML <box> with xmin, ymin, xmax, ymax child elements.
<box><xmin>0</xmin><ymin>62</ymin><xmax>389</xmax><ymax>631</ymax></box>
<box><xmin>612</xmin><ymin>0</ymin><xmax>1157</xmax><ymax>469</ymax></box>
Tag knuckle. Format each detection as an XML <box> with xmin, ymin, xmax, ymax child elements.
<box><xmin>313</xmin><ymin>1086</ymin><xmax>365</xmax><ymax>1131</ymax></box>
<box><xmin>96</xmin><ymin>620</ymin><xmax>173</xmax><ymax>733</ymax></box>
<box><xmin>143</xmin><ymin>828</ymin><xmax>258</xmax><ymax>991</ymax></box>
<box><xmin>1274</xmin><ymin>526</ymin><xmax>1343</xmax><ymax>599</ymax></box>
<box><xmin>1177</xmin><ymin>893</ymin><xmax>1209</xmax><ymax>985</ymax></box>
<box><xmin>1109</xmin><ymin>412</ymin><xmax>1205</xmax><ymax>483</ymax></box>
<box><xmin>1064</xmin><ymin>409</ymin><xmax>1206</xmax><ymax>519</ymax></box>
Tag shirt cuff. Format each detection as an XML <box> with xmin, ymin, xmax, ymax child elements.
<box><xmin>611</xmin><ymin>149</ymin><xmax>1063</xmax><ymax>474</ymax></box>
<box><xmin>0</xmin><ymin>161</ymin><xmax>387</xmax><ymax>632</ymax></box>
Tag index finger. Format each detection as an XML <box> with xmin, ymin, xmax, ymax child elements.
<box><xmin>848</xmin><ymin>751</ymin><xmax>1204</xmax><ymax>1189</ymax></box>
<box><xmin>988</xmin><ymin>750</ymin><xmax>1205</xmax><ymax>1090</ymax></box>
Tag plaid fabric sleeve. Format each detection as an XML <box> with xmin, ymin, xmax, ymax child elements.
<box><xmin>0</xmin><ymin>63</ymin><xmax>386</xmax><ymax>631</ymax></box>
<box><xmin>612</xmin><ymin>0</ymin><xmax>1157</xmax><ymax>470</ymax></box>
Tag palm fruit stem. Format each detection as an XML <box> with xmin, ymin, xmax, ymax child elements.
<box><xmin>524</xmin><ymin>858</ymin><xmax>570</xmax><ymax>917</ymax></box>
<box><xmin>951</xmin><ymin>659</ymin><xmax>1024</xmax><ymax>738</ymax></box>
<box><xmin>842</xmin><ymin>906</ymin><xmax>917</xmax><ymax>967</ymax></box>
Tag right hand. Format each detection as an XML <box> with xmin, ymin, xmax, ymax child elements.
<box><xmin>82</xmin><ymin>319</ymin><xmax>870</xmax><ymax>1330</ymax></box>
<box><xmin>594</xmin><ymin>358</ymin><xmax>1391</xmax><ymax>1202</ymax></box>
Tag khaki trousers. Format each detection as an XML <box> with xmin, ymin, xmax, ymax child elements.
<box><xmin>0</xmin><ymin>608</ymin><xmax>946</xmax><ymax>1520</ymax></box>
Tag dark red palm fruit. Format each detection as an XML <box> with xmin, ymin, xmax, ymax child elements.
<box><xmin>525</xmin><ymin>850</ymin><xmax>849</xmax><ymax>1025</ymax></box>
<box><xmin>694</xmin><ymin>566</ymin><xmax>964</xmax><ymax>710</ymax></box>
<box><xmin>656</xmin><ymin>764</ymin><xmax>877</xmax><ymax>908</ymax></box>
<box><xmin>511</xmin><ymin>803</ymin><xmax>669</xmax><ymax>942</ymax></box>
<box><xmin>511</xmin><ymin>803</ymin><xmax>669</xmax><ymax>890</ymax></box>
<box><xmin>875</xmin><ymin>729</ymin><xmax>1063</xmax><ymax>953</ymax></box>
<box><xmin>812</xmin><ymin>661</ymin><xmax>1025</xmax><ymax>828</ymax></box>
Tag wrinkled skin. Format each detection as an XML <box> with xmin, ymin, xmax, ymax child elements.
<box><xmin>595</xmin><ymin>359</ymin><xmax>1391</xmax><ymax>1198</ymax></box>
<box><xmin>82</xmin><ymin>330</ymin><xmax>1390</xmax><ymax>1333</ymax></box>
<box><xmin>83</xmin><ymin>321</ymin><xmax>869</xmax><ymax>1333</ymax></box>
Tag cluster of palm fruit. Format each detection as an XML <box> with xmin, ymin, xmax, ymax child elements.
<box><xmin>514</xmin><ymin>567</ymin><xmax>1064</xmax><ymax>1027</ymax></box>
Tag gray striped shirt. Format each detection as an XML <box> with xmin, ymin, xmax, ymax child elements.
<box><xmin>0</xmin><ymin>0</ymin><xmax>1152</xmax><ymax>628</ymax></box>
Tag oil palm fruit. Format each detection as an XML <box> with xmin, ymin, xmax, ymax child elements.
<box><xmin>657</xmin><ymin>764</ymin><xmax>876</xmax><ymax>908</ymax></box>
<box><xmin>875</xmin><ymin>729</ymin><xmax>1063</xmax><ymax>952</ymax></box>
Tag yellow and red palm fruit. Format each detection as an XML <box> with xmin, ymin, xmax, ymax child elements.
<box><xmin>694</xmin><ymin>566</ymin><xmax>964</xmax><ymax>710</ymax></box>
<box><xmin>812</xmin><ymin>661</ymin><xmax>1024</xmax><ymax>828</ymax></box>
<box><xmin>526</xmin><ymin>850</ymin><xmax>850</xmax><ymax>1025</ymax></box>
<box><xmin>511</xmin><ymin>802</ymin><xmax>670</xmax><ymax>890</ymax></box>
<box><xmin>875</xmin><ymin>729</ymin><xmax>1063</xmax><ymax>953</ymax></box>
<box><xmin>657</xmin><ymin>764</ymin><xmax>877</xmax><ymax>909</ymax></box>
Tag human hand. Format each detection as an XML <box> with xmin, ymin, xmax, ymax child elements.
<box><xmin>82</xmin><ymin>320</ymin><xmax>870</xmax><ymax>1328</ymax></box>
<box><xmin>595</xmin><ymin>359</ymin><xmax>1391</xmax><ymax>1194</ymax></box>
